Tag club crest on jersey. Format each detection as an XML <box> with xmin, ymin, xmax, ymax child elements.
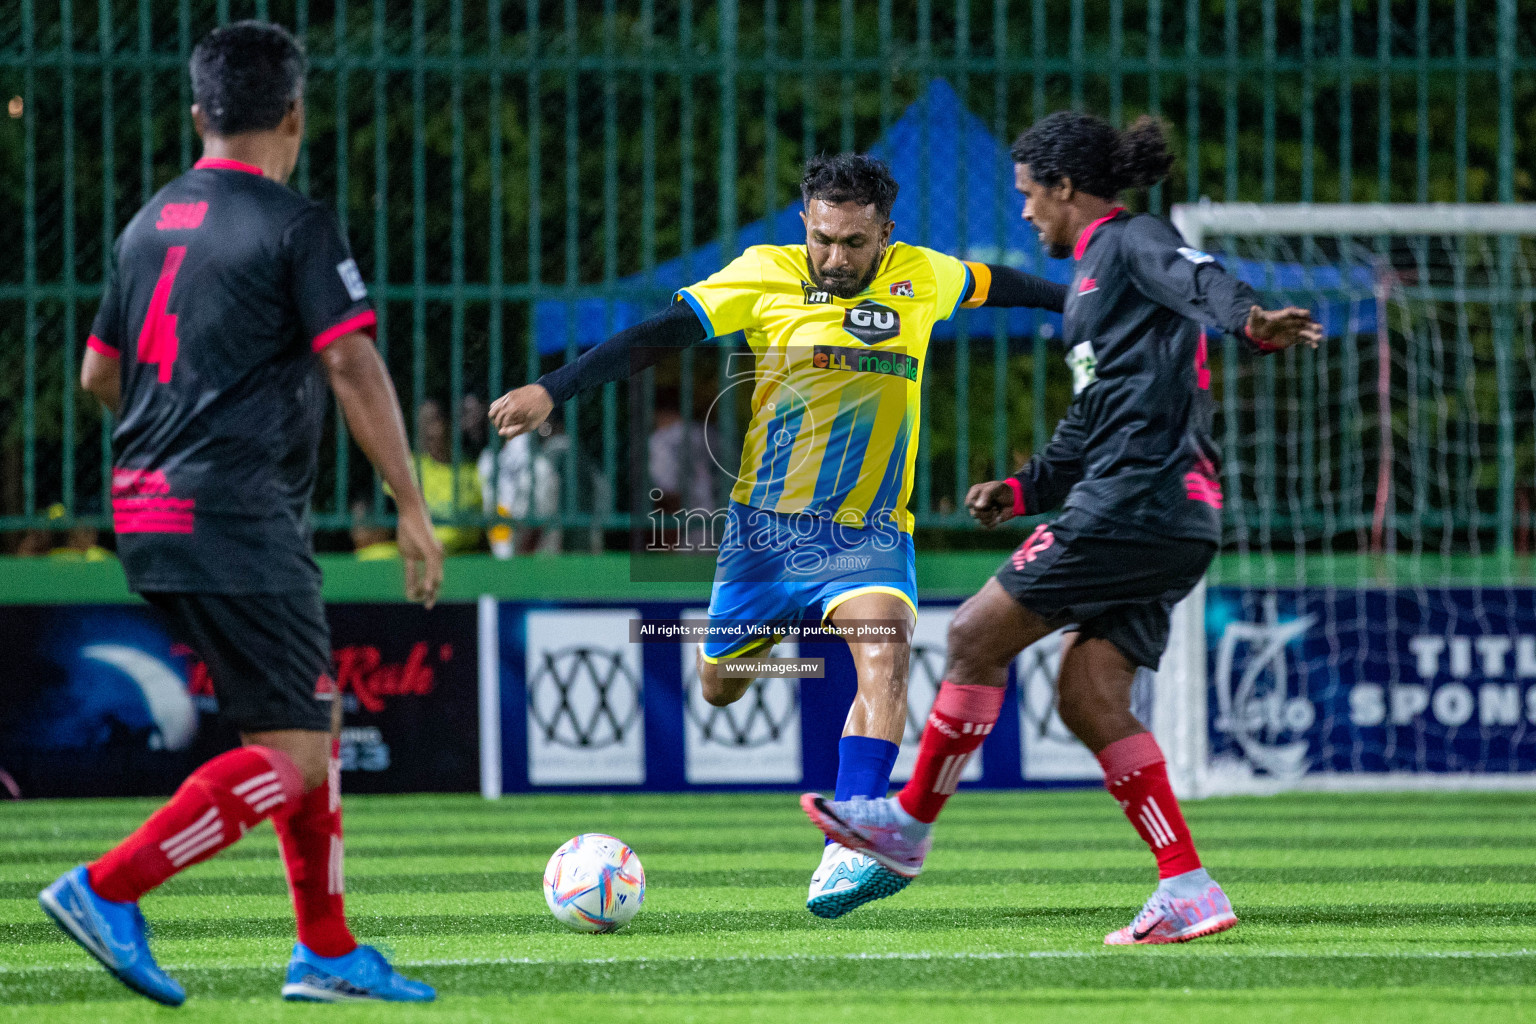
<box><xmin>801</xmin><ymin>281</ymin><xmax>834</xmax><ymax>305</ymax></box>
<box><xmin>889</xmin><ymin>279</ymin><xmax>915</xmax><ymax>298</ymax></box>
<box><xmin>842</xmin><ymin>301</ymin><xmax>901</xmax><ymax>344</ymax></box>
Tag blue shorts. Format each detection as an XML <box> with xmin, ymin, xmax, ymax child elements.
<box><xmin>701</xmin><ymin>502</ymin><xmax>917</xmax><ymax>662</ymax></box>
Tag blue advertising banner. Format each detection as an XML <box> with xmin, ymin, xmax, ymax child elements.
<box><xmin>1204</xmin><ymin>586</ymin><xmax>1536</xmax><ymax>784</ymax></box>
<box><xmin>0</xmin><ymin>603</ymin><xmax>480</xmax><ymax>798</ymax></box>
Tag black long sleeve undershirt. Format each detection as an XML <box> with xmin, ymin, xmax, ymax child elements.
<box><xmin>536</xmin><ymin>301</ymin><xmax>707</xmax><ymax>404</ymax></box>
<box><xmin>977</xmin><ymin>264</ymin><xmax>1068</xmax><ymax>312</ymax></box>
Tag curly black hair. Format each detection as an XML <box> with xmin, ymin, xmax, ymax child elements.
<box><xmin>800</xmin><ymin>153</ymin><xmax>899</xmax><ymax>220</ymax></box>
<box><xmin>191</xmin><ymin>21</ymin><xmax>306</xmax><ymax>137</ymax></box>
<box><xmin>1010</xmin><ymin>112</ymin><xmax>1173</xmax><ymax>198</ymax></box>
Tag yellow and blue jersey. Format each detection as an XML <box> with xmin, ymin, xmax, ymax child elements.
<box><xmin>676</xmin><ymin>242</ymin><xmax>988</xmax><ymax>534</ymax></box>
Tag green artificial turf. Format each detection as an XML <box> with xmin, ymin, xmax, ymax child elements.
<box><xmin>2</xmin><ymin>790</ymin><xmax>1533</xmax><ymax>1022</ymax></box>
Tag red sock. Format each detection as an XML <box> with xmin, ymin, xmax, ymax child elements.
<box><xmin>896</xmin><ymin>682</ymin><xmax>1006</xmax><ymax>823</ymax></box>
<box><xmin>272</xmin><ymin>747</ymin><xmax>356</xmax><ymax>957</ymax></box>
<box><xmin>89</xmin><ymin>745</ymin><xmax>303</xmax><ymax>903</ymax></box>
<box><xmin>1097</xmin><ymin>732</ymin><xmax>1202</xmax><ymax>878</ymax></box>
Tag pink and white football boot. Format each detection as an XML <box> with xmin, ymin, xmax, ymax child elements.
<box><xmin>799</xmin><ymin>794</ymin><xmax>931</xmax><ymax>879</ymax></box>
<box><xmin>1104</xmin><ymin>878</ymin><xmax>1238</xmax><ymax>945</ymax></box>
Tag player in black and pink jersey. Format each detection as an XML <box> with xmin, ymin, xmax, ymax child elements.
<box><xmin>804</xmin><ymin>112</ymin><xmax>1321</xmax><ymax>945</ymax></box>
<box><xmin>38</xmin><ymin>22</ymin><xmax>443</xmax><ymax>1004</ymax></box>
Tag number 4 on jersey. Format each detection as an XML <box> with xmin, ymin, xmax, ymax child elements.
<box><xmin>137</xmin><ymin>246</ymin><xmax>187</xmax><ymax>383</ymax></box>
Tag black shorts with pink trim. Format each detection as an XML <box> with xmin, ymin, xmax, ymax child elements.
<box><xmin>992</xmin><ymin>508</ymin><xmax>1215</xmax><ymax>670</ymax></box>
<box><xmin>144</xmin><ymin>589</ymin><xmax>332</xmax><ymax>733</ymax></box>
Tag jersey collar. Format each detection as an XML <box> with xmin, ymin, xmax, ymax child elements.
<box><xmin>855</xmin><ymin>241</ymin><xmax>900</xmax><ymax>296</ymax></box>
<box><xmin>1072</xmin><ymin>206</ymin><xmax>1126</xmax><ymax>260</ymax></box>
<box><xmin>193</xmin><ymin>157</ymin><xmax>265</xmax><ymax>177</ymax></box>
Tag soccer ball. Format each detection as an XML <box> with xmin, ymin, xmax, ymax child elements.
<box><xmin>542</xmin><ymin>833</ymin><xmax>646</xmax><ymax>932</ymax></box>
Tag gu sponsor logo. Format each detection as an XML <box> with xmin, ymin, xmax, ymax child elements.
<box><xmin>801</xmin><ymin>281</ymin><xmax>833</xmax><ymax>304</ymax></box>
<box><xmin>890</xmin><ymin>279</ymin><xmax>915</xmax><ymax>298</ymax></box>
<box><xmin>1348</xmin><ymin>634</ymin><xmax>1536</xmax><ymax>729</ymax></box>
<box><xmin>812</xmin><ymin>344</ymin><xmax>919</xmax><ymax>381</ymax></box>
<box><xmin>842</xmin><ymin>301</ymin><xmax>901</xmax><ymax>343</ymax></box>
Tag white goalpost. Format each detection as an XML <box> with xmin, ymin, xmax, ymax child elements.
<box><xmin>1154</xmin><ymin>203</ymin><xmax>1536</xmax><ymax>798</ymax></box>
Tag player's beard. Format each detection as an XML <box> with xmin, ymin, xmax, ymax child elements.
<box><xmin>808</xmin><ymin>245</ymin><xmax>885</xmax><ymax>299</ymax></box>
<box><xmin>1045</xmin><ymin>240</ymin><xmax>1073</xmax><ymax>260</ymax></box>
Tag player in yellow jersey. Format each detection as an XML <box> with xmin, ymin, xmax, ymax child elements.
<box><xmin>491</xmin><ymin>155</ymin><xmax>1063</xmax><ymax>917</ymax></box>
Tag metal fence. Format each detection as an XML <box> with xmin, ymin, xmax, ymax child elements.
<box><xmin>1</xmin><ymin>0</ymin><xmax>1530</xmax><ymax>546</ymax></box>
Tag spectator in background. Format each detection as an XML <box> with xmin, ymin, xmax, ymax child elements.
<box><xmin>16</xmin><ymin>503</ymin><xmax>116</xmax><ymax>561</ymax></box>
<box><xmin>14</xmin><ymin>528</ymin><xmax>53</xmax><ymax>557</ymax></box>
<box><xmin>49</xmin><ymin>523</ymin><xmax>115</xmax><ymax>562</ymax></box>
<box><xmin>648</xmin><ymin>390</ymin><xmax>721</xmax><ymax>549</ymax></box>
<box><xmin>14</xmin><ymin>503</ymin><xmax>64</xmax><ymax>556</ymax></box>
<box><xmin>409</xmin><ymin>399</ymin><xmax>484</xmax><ymax>554</ymax></box>
<box><xmin>484</xmin><ymin>409</ymin><xmax>562</xmax><ymax>558</ymax></box>
<box><xmin>350</xmin><ymin>499</ymin><xmax>397</xmax><ymax>560</ymax></box>
<box><xmin>460</xmin><ymin>393</ymin><xmax>492</xmax><ymax>480</ymax></box>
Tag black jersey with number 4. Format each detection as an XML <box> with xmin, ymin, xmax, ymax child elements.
<box><xmin>1010</xmin><ymin>208</ymin><xmax>1277</xmax><ymax>543</ymax></box>
<box><xmin>88</xmin><ymin>157</ymin><xmax>375</xmax><ymax>594</ymax></box>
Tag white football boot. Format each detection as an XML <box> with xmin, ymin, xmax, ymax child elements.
<box><xmin>806</xmin><ymin>841</ymin><xmax>911</xmax><ymax>919</ymax></box>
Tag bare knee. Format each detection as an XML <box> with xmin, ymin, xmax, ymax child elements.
<box><xmin>243</xmin><ymin>729</ymin><xmax>330</xmax><ymax>792</ymax></box>
<box><xmin>696</xmin><ymin>652</ymin><xmax>749</xmax><ymax>707</ymax></box>
<box><xmin>945</xmin><ymin>599</ymin><xmax>1016</xmax><ymax>679</ymax></box>
<box><xmin>854</xmin><ymin>641</ymin><xmax>909</xmax><ymax>700</ymax></box>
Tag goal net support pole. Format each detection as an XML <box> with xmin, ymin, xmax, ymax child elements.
<box><xmin>1155</xmin><ymin>202</ymin><xmax>1536</xmax><ymax>798</ymax></box>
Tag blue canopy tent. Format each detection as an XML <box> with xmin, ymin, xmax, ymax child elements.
<box><xmin>532</xmin><ymin>79</ymin><xmax>1372</xmax><ymax>356</ymax></box>
<box><xmin>532</xmin><ymin>79</ymin><xmax>1069</xmax><ymax>355</ymax></box>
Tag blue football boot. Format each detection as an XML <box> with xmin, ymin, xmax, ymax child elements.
<box><xmin>38</xmin><ymin>866</ymin><xmax>186</xmax><ymax>1007</ymax></box>
<box><xmin>281</xmin><ymin>943</ymin><xmax>436</xmax><ymax>1002</ymax></box>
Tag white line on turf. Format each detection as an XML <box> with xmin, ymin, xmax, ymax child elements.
<box><xmin>3</xmin><ymin>949</ymin><xmax>1533</xmax><ymax>974</ymax></box>
<box><xmin>398</xmin><ymin>949</ymin><xmax>1536</xmax><ymax>967</ymax></box>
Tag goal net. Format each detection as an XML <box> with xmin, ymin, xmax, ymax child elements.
<box><xmin>1154</xmin><ymin>203</ymin><xmax>1536</xmax><ymax>796</ymax></box>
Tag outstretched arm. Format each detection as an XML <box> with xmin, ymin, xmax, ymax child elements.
<box><xmin>962</xmin><ymin>263</ymin><xmax>1068</xmax><ymax>313</ymax></box>
<box><xmin>489</xmin><ymin>301</ymin><xmax>708</xmax><ymax>439</ymax></box>
<box><xmin>966</xmin><ymin>401</ymin><xmax>1089</xmax><ymax>528</ymax></box>
<box><xmin>1123</xmin><ymin>218</ymin><xmax>1321</xmax><ymax>353</ymax></box>
<box><xmin>322</xmin><ymin>332</ymin><xmax>444</xmax><ymax>608</ymax></box>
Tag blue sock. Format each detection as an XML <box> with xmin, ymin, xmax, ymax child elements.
<box><xmin>834</xmin><ymin>735</ymin><xmax>900</xmax><ymax>801</ymax></box>
<box><xmin>829</xmin><ymin>736</ymin><xmax>899</xmax><ymax>845</ymax></box>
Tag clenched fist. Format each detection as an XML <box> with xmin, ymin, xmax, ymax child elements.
<box><xmin>965</xmin><ymin>479</ymin><xmax>1019</xmax><ymax>529</ymax></box>
<box><xmin>489</xmin><ymin>384</ymin><xmax>554</xmax><ymax>439</ymax></box>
